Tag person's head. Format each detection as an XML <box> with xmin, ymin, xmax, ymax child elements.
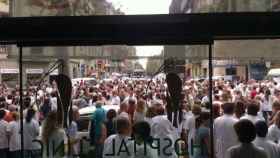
<box><xmin>265</xmin><ymin>89</ymin><xmax>271</xmax><ymax>96</ymax></box>
<box><xmin>116</xmin><ymin>117</ymin><xmax>131</xmax><ymax>136</ymax></box>
<box><xmin>213</xmin><ymin>103</ymin><xmax>220</xmax><ymax>119</ymax></box>
<box><xmin>25</xmin><ymin>108</ymin><xmax>36</xmax><ymax>123</ymax></box>
<box><xmin>11</xmin><ymin>112</ymin><xmax>20</xmax><ymax>121</ymax></box>
<box><xmin>95</xmin><ymin>101</ymin><xmax>103</xmax><ymax>108</ymax></box>
<box><xmin>112</xmin><ymin>90</ymin><xmax>118</xmax><ymax>96</ymax></box>
<box><xmin>156</xmin><ymin>106</ymin><xmax>165</xmax><ymax>116</ymax></box>
<box><xmin>214</xmin><ymin>95</ymin><xmax>220</xmax><ymax>101</ymax></box>
<box><xmin>247</xmin><ymin>101</ymin><xmax>260</xmax><ymax>116</ymax></box>
<box><xmin>255</xmin><ymin>121</ymin><xmax>268</xmax><ymax>138</ymax></box>
<box><xmin>222</xmin><ymin>102</ymin><xmax>235</xmax><ymax>115</ymax></box>
<box><xmin>234</xmin><ymin>119</ymin><xmax>256</xmax><ymax>143</ymax></box>
<box><xmin>107</xmin><ymin>109</ymin><xmax>117</xmax><ymax>121</ymax></box>
<box><xmin>235</xmin><ymin>101</ymin><xmax>246</xmax><ymax>118</ymax></box>
<box><xmin>0</xmin><ymin>109</ymin><xmax>6</xmax><ymax>120</ymax></box>
<box><xmin>23</xmin><ymin>97</ymin><xmax>31</xmax><ymax>109</ymax></box>
<box><xmin>192</xmin><ymin>104</ymin><xmax>202</xmax><ymax>116</ymax></box>
<box><xmin>272</xmin><ymin>101</ymin><xmax>280</xmax><ymax>114</ymax></box>
<box><xmin>146</xmin><ymin>106</ymin><xmax>157</xmax><ymax>118</ymax></box>
<box><xmin>133</xmin><ymin>121</ymin><xmax>152</xmax><ymax>145</ymax></box>
<box><xmin>195</xmin><ymin>112</ymin><xmax>210</xmax><ymax>129</ymax></box>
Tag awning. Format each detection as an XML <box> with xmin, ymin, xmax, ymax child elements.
<box><xmin>1</xmin><ymin>12</ymin><xmax>280</xmax><ymax>46</ymax></box>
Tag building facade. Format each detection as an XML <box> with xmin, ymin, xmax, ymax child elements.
<box><xmin>1</xmin><ymin>0</ymin><xmax>136</xmax><ymax>86</ymax></box>
<box><xmin>169</xmin><ymin>0</ymin><xmax>278</xmax><ymax>80</ymax></box>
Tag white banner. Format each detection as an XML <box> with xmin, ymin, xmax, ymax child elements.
<box><xmin>26</xmin><ymin>69</ymin><xmax>44</xmax><ymax>74</ymax></box>
<box><xmin>0</xmin><ymin>69</ymin><xmax>19</xmax><ymax>74</ymax></box>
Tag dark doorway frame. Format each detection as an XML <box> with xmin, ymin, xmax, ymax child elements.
<box><xmin>1</xmin><ymin>12</ymin><xmax>280</xmax><ymax>158</ymax></box>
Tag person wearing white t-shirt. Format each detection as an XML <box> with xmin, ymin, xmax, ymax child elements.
<box><xmin>0</xmin><ymin>110</ymin><xmax>8</xmax><ymax>158</ymax></box>
<box><xmin>268</xmin><ymin>111</ymin><xmax>280</xmax><ymax>144</ymax></box>
<box><xmin>261</xmin><ymin>89</ymin><xmax>273</xmax><ymax>121</ymax></box>
<box><xmin>182</xmin><ymin>105</ymin><xmax>201</xmax><ymax>158</ymax></box>
<box><xmin>7</xmin><ymin>112</ymin><xmax>21</xmax><ymax>158</ymax></box>
<box><xmin>23</xmin><ymin>109</ymin><xmax>41</xmax><ymax>158</ymax></box>
<box><xmin>240</xmin><ymin>102</ymin><xmax>265</xmax><ymax>124</ymax></box>
<box><xmin>214</xmin><ymin>103</ymin><xmax>239</xmax><ymax>158</ymax></box>
<box><xmin>152</xmin><ymin>115</ymin><xmax>177</xmax><ymax>158</ymax></box>
<box><xmin>253</xmin><ymin>121</ymin><xmax>280</xmax><ymax>158</ymax></box>
<box><xmin>111</xmin><ymin>91</ymin><xmax>120</xmax><ymax>105</ymax></box>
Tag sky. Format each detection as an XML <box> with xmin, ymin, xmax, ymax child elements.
<box><xmin>107</xmin><ymin>0</ymin><xmax>172</xmax><ymax>69</ymax></box>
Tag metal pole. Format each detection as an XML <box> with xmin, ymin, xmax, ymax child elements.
<box><xmin>19</xmin><ymin>45</ymin><xmax>24</xmax><ymax>158</ymax></box>
<box><xmin>208</xmin><ymin>43</ymin><xmax>214</xmax><ymax>158</ymax></box>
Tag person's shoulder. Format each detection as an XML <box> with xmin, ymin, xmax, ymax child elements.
<box><xmin>2</xmin><ymin>119</ymin><xmax>9</xmax><ymax>125</ymax></box>
<box><xmin>214</xmin><ymin>115</ymin><xmax>224</xmax><ymax>123</ymax></box>
<box><xmin>105</xmin><ymin>134</ymin><xmax>118</xmax><ymax>141</ymax></box>
<box><xmin>254</xmin><ymin>145</ymin><xmax>268</xmax><ymax>158</ymax></box>
<box><xmin>266</xmin><ymin>139</ymin><xmax>279</xmax><ymax>148</ymax></box>
<box><xmin>268</xmin><ymin>124</ymin><xmax>277</xmax><ymax>131</ymax></box>
<box><xmin>227</xmin><ymin>144</ymin><xmax>242</xmax><ymax>152</ymax></box>
<box><xmin>240</xmin><ymin>115</ymin><xmax>248</xmax><ymax>120</ymax></box>
<box><xmin>7</xmin><ymin>121</ymin><xmax>15</xmax><ymax>128</ymax></box>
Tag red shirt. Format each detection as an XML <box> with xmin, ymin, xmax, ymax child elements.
<box><xmin>251</xmin><ymin>90</ymin><xmax>257</xmax><ymax>99</ymax></box>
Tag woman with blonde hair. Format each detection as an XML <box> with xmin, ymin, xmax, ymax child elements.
<box><xmin>41</xmin><ymin>111</ymin><xmax>68</xmax><ymax>158</ymax></box>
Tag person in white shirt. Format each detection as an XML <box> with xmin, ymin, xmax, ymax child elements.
<box><xmin>268</xmin><ymin>111</ymin><xmax>280</xmax><ymax>144</ymax></box>
<box><xmin>253</xmin><ymin>121</ymin><xmax>280</xmax><ymax>158</ymax></box>
<box><xmin>103</xmin><ymin>117</ymin><xmax>132</xmax><ymax>158</ymax></box>
<box><xmin>127</xmin><ymin>121</ymin><xmax>158</xmax><ymax>158</ymax></box>
<box><xmin>226</xmin><ymin>119</ymin><xmax>267</xmax><ymax>158</ymax></box>
<box><xmin>0</xmin><ymin>110</ymin><xmax>9</xmax><ymax>158</ymax></box>
<box><xmin>152</xmin><ymin>114</ymin><xmax>177</xmax><ymax>158</ymax></box>
<box><xmin>261</xmin><ymin>89</ymin><xmax>273</xmax><ymax>121</ymax></box>
<box><xmin>181</xmin><ymin>105</ymin><xmax>201</xmax><ymax>158</ymax></box>
<box><xmin>111</xmin><ymin>91</ymin><xmax>120</xmax><ymax>105</ymax></box>
<box><xmin>7</xmin><ymin>112</ymin><xmax>21</xmax><ymax>158</ymax></box>
<box><xmin>214</xmin><ymin>103</ymin><xmax>239</xmax><ymax>158</ymax></box>
<box><xmin>240</xmin><ymin>101</ymin><xmax>265</xmax><ymax>124</ymax></box>
<box><xmin>23</xmin><ymin>108</ymin><xmax>41</xmax><ymax>158</ymax></box>
<box><xmin>50</xmin><ymin>92</ymin><xmax>57</xmax><ymax>112</ymax></box>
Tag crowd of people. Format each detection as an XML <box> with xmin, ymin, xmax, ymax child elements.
<box><xmin>0</xmin><ymin>77</ymin><xmax>280</xmax><ymax>158</ymax></box>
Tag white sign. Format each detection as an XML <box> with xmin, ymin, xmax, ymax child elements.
<box><xmin>26</xmin><ymin>69</ymin><xmax>44</xmax><ymax>74</ymax></box>
<box><xmin>50</xmin><ymin>69</ymin><xmax>58</xmax><ymax>75</ymax></box>
<box><xmin>0</xmin><ymin>69</ymin><xmax>19</xmax><ymax>74</ymax></box>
